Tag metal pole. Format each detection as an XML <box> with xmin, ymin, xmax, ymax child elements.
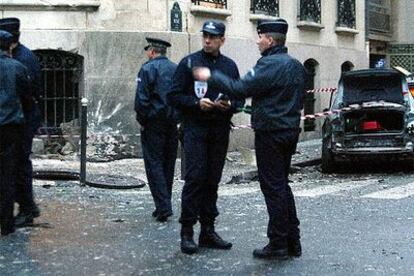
<box><xmin>80</xmin><ymin>97</ymin><xmax>88</xmax><ymax>186</ymax></box>
<box><xmin>180</xmin><ymin>142</ymin><xmax>185</xmax><ymax>180</ymax></box>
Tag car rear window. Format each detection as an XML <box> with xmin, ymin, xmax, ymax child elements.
<box><xmin>342</xmin><ymin>74</ymin><xmax>404</xmax><ymax>105</ymax></box>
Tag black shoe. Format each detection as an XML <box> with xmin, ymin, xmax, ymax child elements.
<box><xmin>1</xmin><ymin>225</ymin><xmax>15</xmax><ymax>236</ymax></box>
<box><xmin>31</xmin><ymin>205</ymin><xmax>41</xmax><ymax>218</ymax></box>
<box><xmin>253</xmin><ymin>244</ymin><xmax>289</xmax><ymax>260</ymax></box>
<box><xmin>156</xmin><ymin>211</ymin><xmax>172</xmax><ymax>222</ymax></box>
<box><xmin>152</xmin><ymin>210</ymin><xmax>158</xmax><ymax>218</ymax></box>
<box><xmin>15</xmin><ymin>207</ymin><xmax>40</xmax><ymax>228</ymax></box>
<box><xmin>181</xmin><ymin>227</ymin><xmax>198</xmax><ymax>254</ymax></box>
<box><xmin>199</xmin><ymin>226</ymin><xmax>232</xmax><ymax>250</ymax></box>
<box><xmin>288</xmin><ymin>239</ymin><xmax>302</xmax><ymax>257</ymax></box>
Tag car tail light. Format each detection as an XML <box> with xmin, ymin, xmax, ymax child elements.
<box><xmin>409</xmin><ymin>86</ymin><xmax>414</xmax><ymax>97</ymax></box>
<box><xmin>362</xmin><ymin>121</ymin><xmax>382</xmax><ymax>131</ymax></box>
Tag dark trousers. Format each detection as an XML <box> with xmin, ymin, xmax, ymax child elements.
<box><xmin>255</xmin><ymin>129</ymin><xmax>301</xmax><ymax>247</ymax></box>
<box><xmin>15</xmin><ymin>127</ymin><xmax>36</xmax><ymax>212</ymax></box>
<box><xmin>179</xmin><ymin>123</ymin><xmax>230</xmax><ymax>226</ymax></box>
<box><xmin>0</xmin><ymin>124</ymin><xmax>24</xmax><ymax>231</ymax></box>
<box><xmin>141</xmin><ymin>120</ymin><xmax>178</xmax><ymax>214</ymax></box>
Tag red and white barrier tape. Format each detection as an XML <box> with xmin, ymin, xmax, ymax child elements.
<box><xmin>232</xmin><ymin>104</ymin><xmax>367</xmax><ymax>130</ymax></box>
<box><xmin>306</xmin><ymin>87</ymin><xmax>337</xmax><ymax>93</ymax></box>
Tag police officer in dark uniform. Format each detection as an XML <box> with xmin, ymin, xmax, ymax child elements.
<box><xmin>135</xmin><ymin>37</ymin><xmax>178</xmax><ymax>222</ymax></box>
<box><xmin>0</xmin><ymin>30</ymin><xmax>32</xmax><ymax>235</ymax></box>
<box><xmin>169</xmin><ymin>20</ymin><xmax>244</xmax><ymax>254</ymax></box>
<box><xmin>194</xmin><ymin>19</ymin><xmax>305</xmax><ymax>259</ymax></box>
<box><xmin>0</xmin><ymin>18</ymin><xmax>42</xmax><ymax>227</ymax></box>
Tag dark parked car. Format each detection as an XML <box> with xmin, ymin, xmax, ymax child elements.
<box><xmin>321</xmin><ymin>68</ymin><xmax>414</xmax><ymax>172</ymax></box>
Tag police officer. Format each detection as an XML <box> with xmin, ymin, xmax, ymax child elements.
<box><xmin>135</xmin><ymin>37</ymin><xmax>178</xmax><ymax>222</ymax></box>
<box><xmin>169</xmin><ymin>20</ymin><xmax>244</xmax><ymax>254</ymax></box>
<box><xmin>193</xmin><ymin>19</ymin><xmax>305</xmax><ymax>259</ymax></box>
<box><xmin>0</xmin><ymin>30</ymin><xmax>32</xmax><ymax>235</ymax></box>
<box><xmin>0</xmin><ymin>18</ymin><xmax>41</xmax><ymax>227</ymax></box>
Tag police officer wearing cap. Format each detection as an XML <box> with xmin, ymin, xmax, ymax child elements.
<box><xmin>168</xmin><ymin>20</ymin><xmax>244</xmax><ymax>254</ymax></box>
<box><xmin>0</xmin><ymin>17</ymin><xmax>41</xmax><ymax>227</ymax></box>
<box><xmin>193</xmin><ymin>18</ymin><xmax>305</xmax><ymax>259</ymax></box>
<box><xmin>0</xmin><ymin>30</ymin><xmax>32</xmax><ymax>235</ymax></box>
<box><xmin>134</xmin><ymin>37</ymin><xmax>178</xmax><ymax>222</ymax></box>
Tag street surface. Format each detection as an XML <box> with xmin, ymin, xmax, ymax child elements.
<box><xmin>1</xmin><ymin>156</ymin><xmax>414</xmax><ymax>275</ymax></box>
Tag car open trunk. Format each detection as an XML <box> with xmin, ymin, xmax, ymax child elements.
<box><xmin>343</xmin><ymin>108</ymin><xmax>405</xmax><ymax>135</ymax></box>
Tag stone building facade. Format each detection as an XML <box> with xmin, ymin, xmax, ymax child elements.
<box><xmin>1</xmin><ymin>0</ymin><xmax>368</xmax><ymax>158</ymax></box>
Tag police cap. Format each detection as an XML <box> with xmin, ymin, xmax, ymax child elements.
<box><xmin>0</xmin><ymin>17</ymin><xmax>20</xmax><ymax>33</ymax></box>
<box><xmin>257</xmin><ymin>18</ymin><xmax>288</xmax><ymax>35</ymax></box>
<box><xmin>144</xmin><ymin>37</ymin><xmax>171</xmax><ymax>51</ymax></box>
<box><xmin>201</xmin><ymin>20</ymin><xmax>225</xmax><ymax>36</ymax></box>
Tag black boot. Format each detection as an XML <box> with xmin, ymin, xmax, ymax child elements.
<box><xmin>15</xmin><ymin>205</ymin><xmax>40</xmax><ymax>228</ymax></box>
<box><xmin>199</xmin><ymin>225</ymin><xmax>232</xmax><ymax>250</ymax></box>
<box><xmin>288</xmin><ymin>239</ymin><xmax>302</xmax><ymax>257</ymax></box>
<box><xmin>180</xmin><ymin>226</ymin><xmax>198</xmax><ymax>254</ymax></box>
<box><xmin>253</xmin><ymin>243</ymin><xmax>289</xmax><ymax>260</ymax></box>
<box><xmin>156</xmin><ymin>211</ymin><xmax>173</xmax><ymax>222</ymax></box>
<box><xmin>1</xmin><ymin>225</ymin><xmax>15</xmax><ymax>236</ymax></box>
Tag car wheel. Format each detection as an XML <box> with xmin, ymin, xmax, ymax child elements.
<box><xmin>321</xmin><ymin>138</ymin><xmax>336</xmax><ymax>173</ymax></box>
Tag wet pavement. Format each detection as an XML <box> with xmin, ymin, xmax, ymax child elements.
<box><xmin>1</xmin><ymin>139</ymin><xmax>414</xmax><ymax>275</ymax></box>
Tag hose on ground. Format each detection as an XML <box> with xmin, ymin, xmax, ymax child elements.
<box><xmin>33</xmin><ymin>170</ymin><xmax>146</xmax><ymax>190</ymax></box>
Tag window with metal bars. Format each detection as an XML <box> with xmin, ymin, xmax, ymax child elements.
<box><xmin>299</xmin><ymin>0</ymin><xmax>321</xmax><ymax>23</ymax></box>
<box><xmin>337</xmin><ymin>0</ymin><xmax>356</xmax><ymax>29</ymax></box>
<box><xmin>191</xmin><ymin>0</ymin><xmax>227</xmax><ymax>9</ymax></box>
<box><xmin>250</xmin><ymin>0</ymin><xmax>279</xmax><ymax>17</ymax></box>
<box><xmin>33</xmin><ymin>50</ymin><xmax>83</xmax><ymax>134</ymax></box>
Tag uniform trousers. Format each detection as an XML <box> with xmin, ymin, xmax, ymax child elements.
<box><xmin>255</xmin><ymin>129</ymin><xmax>301</xmax><ymax>247</ymax></box>
<box><xmin>141</xmin><ymin>119</ymin><xmax>178</xmax><ymax>215</ymax></box>
<box><xmin>15</xmin><ymin>126</ymin><xmax>36</xmax><ymax>212</ymax></box>
<box><xmin>179</xmin><ymin>122</ymin><xmax>230</xmax><ymax>226</ymax></box>
<box><xmin>0</xmin><ymin>124</ymin><xmax>24</xmax><ymax>232</ymax></box>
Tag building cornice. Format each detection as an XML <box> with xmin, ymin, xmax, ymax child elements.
<box><xmin>0</xmin><ymin>0</ymin><xmax>100</xmax><ymax>11</ymax></box>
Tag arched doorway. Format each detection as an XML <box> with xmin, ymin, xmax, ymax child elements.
<box><xmin>33</xmin><ymin>50</ymin><xmax>83</xmax><ymax>134</ymax></box>
<box><xmin>341</xmin><ymin>61</ymin><xmax>354</xmax><ymax>72</ymax></box>
<box><xmin>304</xmin><ymin>59</ymin><xmax>319</xmax><ymax>132</ymax></box>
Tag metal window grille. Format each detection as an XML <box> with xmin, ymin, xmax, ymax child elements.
<box><xmin>389</xmin><ymin>44</ymin><xmax>414</xmax><ymax>73</ymax></box>
<box><xmin>299</xmin><ymin>0</ymin><xmax>321</xmax><ymax>23</ymax></box>
<box><xmin>368</xmin><ymin>0</ymin><xmax>391</xmax><ymax>33</ymax></box>
<box><xmin>250</xmin><ymin>0</ymin><xmax>279</xmax><ymax>17</ymax></box>
<box><xmin>191</xmin><ymin>0</ymin><xmax>227</xmax><ymax>8</ymax></box>
<box><xmin>34</xmin><ymin>50</ymin><xmax>83</xmax><ymax>134</ymax></box>
<box><xmin>337</xmin><ymin>0</ymin><xmax>356</xmax><ymax>29</ymax></box>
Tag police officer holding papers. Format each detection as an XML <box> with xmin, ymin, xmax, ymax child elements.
<box><xmin>169</xmin><ymin>20</ymin><xmax>244</xmax><ymax>254</ymax></box>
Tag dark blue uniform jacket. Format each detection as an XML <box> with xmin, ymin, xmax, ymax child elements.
<box><xmin>135</xmin><ymin>56</ymin><xmax>177</xmax><ymax>125</ymax></box>
<box><xmin>0</xmin><ymin>52</ymin><xmax>31</xmax><ymax>126</ymax></box>
<box><xmin>208</xmin><ymin>46</ymin><xmax>305</xmax><ymax>131</ymax></box>
<box><xmin>13</xmin><ymin>44</ymin><xmax>42</xmax><ymax>131</ymax></box>
<box><xmin>168</xmin><ymin>50</ymin><xmax>244</xmax><ymax>124</ymax></box>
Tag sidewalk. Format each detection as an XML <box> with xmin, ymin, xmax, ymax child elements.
<box><xmin>31</xmin><ymin>138</ymin><xmax>322</xmax><ymax>186</ymax></box>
